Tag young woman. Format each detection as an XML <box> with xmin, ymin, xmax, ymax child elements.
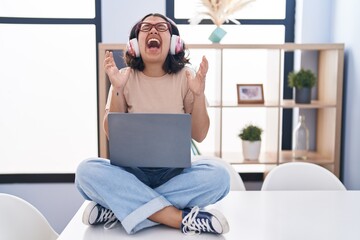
<box><xmin>75</xmin><ymin>13</ymin><xmax>230</xmax><ymax>235</ymax></box>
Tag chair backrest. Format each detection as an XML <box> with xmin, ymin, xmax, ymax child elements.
<box><xmin>192</xmin><ymin>156</ymin><xmax>246</xmax><ymax>191</ymax></box>
<box><xmin>261</xmin><ymin>162</ymin><xmax>346</xmax><ymax>191</ymax></box>
<box><xmin>0</xmin><ymin>193</ymin><xmax>59</xmax><ymax>240</ymax></box>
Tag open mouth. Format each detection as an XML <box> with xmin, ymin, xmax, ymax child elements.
<box><xmin>147</xmin><ymin>38</ymin><xmax>161</xmax><ymax>48</ymax></box>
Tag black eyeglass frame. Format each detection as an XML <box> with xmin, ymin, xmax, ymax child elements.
<box><xmin>137</xmin><ymin>22</ymin><xmax>172</xmax><ymax>33</ymax></box>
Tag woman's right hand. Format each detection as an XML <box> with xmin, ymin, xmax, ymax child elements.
<box><xmin>104</xmin><ymin>51</ymin><xmax>130</xmax><ymax>89</ymax></box>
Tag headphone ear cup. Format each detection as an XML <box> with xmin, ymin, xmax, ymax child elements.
<box><xmin>170</xmin><ymin>35</ymin><xmax>183</xmax><ymax>55</ymax></box>
<box><xmin>126</xmin><ymin>38</ymin><xmax>140</xmax><ymax>57</ymax></box>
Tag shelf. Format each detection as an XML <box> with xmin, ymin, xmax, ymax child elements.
<box><xmin>97</xmin><ymin>43</ymin><xmax>344</xmax><ymax>178</ymax></box>
<box><xmin>208</xmin><ymin>101</ymin><xmax>280</xmax><ymax>108</ymax></box>
<box><xmin>279</xmin><ymin>151</ymin><xmax>334</xmax><ymax>165</ymax></box>
<box><xmin>186</xmin><ymin>43</ymin><xmax>345</xmax><ymax>51</ymax></box>
<box><xmin>209</xmin><ymin>100</ymin><xmax>337</xmax><ymax>108</ymax></box>
<box><xmin>281</xmin><ymin>100</ymin><xmax>337</xmax><ymax>109</ymax></box>
<box><xmin>208</xmin><ymin>150</ymin><xmax>334</xmax><ymax>166</ymax></box>
<box><xmin>208</xmin><ymin>100</ymin><xmax>337</xmax><ymax>108</ymax></box>
<box><xmin>221</xmin><ymin>152</ymin><xmax>278</xmax><ymax>165</ymax></box>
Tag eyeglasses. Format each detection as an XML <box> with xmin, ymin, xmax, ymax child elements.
<box><xmin>137</xmin><ymin>22</ymin><xmax>170</xmax><ymax>32</ymax></box>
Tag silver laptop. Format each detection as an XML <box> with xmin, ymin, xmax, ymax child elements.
<box><xmin>108</xmin><ymin>113</ymin><xmax>191</xmax><ymax>168</ymax></box>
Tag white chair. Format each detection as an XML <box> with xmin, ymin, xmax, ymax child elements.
<box><xmin>192</xmin><ymin>155</ymin><xmax>246</xmax><ymax>191</ymax></box>
<box><xmin>261</xmin><ymin>162</ymin><xmax>346</xmax><ymax>191</ymax></box>
<box><xmin>0</xmin><ymin>193</ymin><xmax>59</xmax><ymax>240</ymax></box>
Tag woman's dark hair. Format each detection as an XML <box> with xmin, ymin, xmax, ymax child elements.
<box><xmin>124</xmin><ymin>13</ymin><xmax>190</xmax><ymax>74</ymax></box>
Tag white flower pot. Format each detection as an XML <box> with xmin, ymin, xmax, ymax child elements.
<box><xmin>242</xmin><ymin>140</ymin><xmax>261</xmax><ymax>160</ymax></box>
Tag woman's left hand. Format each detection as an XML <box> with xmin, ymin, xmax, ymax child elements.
<box><xmin>186</xmin><ymin>56</ymin><xmax>208</xmax><ymax>97</ymax></box>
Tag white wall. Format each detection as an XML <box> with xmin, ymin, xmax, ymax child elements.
<box><xmin>331</xmin><ymin>0</ymin><xmax>360</xmax><ymax>190</ymax></box>
<box><xmin>294</xmin><ymin>0</ymin><xmax>333</xmax><ymax>43</ymax></box>
<box><xmin>297</xmin><ymin>0</ymin><xmax>360</xmax><ymax>189</ymax></box>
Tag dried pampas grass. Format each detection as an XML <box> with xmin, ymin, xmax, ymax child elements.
<box><xmin>189</xmin><ymin>0</ymin><xmax>255</xmax><ymax>26</ymax></box>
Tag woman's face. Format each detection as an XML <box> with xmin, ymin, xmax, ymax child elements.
<box><xmin>137</xmin><ymin>16</ymin><xmax>171</xmax><ymax>65</ymax></box>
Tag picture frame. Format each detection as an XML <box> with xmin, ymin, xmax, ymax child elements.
<box><xmin>237</xmin><ymin>84</ymin><xmax>264</xmax><ymax>104</ymax></box>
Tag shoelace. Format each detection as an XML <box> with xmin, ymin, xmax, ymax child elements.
<box><xmin>97</xmin><ymin>207</ymin><xmax>118</xmax><ymax>230</ymax></box>
<box><xmin>181</xmin><ymin>206</ymin><xmax>214</xmax><ymax>235</ymax></box>
<box><xmin>104</xmin><ymin>217</ymin><xmax>118</xmax><ymax>230</ymax></box>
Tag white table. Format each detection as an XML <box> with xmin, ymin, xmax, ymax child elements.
<box><xmin>58</xmin><ymin>191</ymin><xmax>360</xmax><ymax>240</ymax></box>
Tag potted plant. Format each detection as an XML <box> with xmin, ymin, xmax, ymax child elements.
<box><xmin>288</xmin><ymin>68</ymin><xmax>317</xmax><ymax>104</ymax></box>
<box><xmin>238</xmin><ymin>124</ymin><xmax>263</xmax><ymax>160</ymax></box>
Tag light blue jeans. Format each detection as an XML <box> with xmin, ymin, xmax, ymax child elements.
<box><xmin>75</xmin><ymin>157</ymin><xmax>230</xmax><ymax>234</ymax></box>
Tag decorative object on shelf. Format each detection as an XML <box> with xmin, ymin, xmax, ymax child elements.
<box><xmin>238</xmin><ymin>124</ymin><xmax>263</xmax><ymax>160</ymax></box>
<box><xmin>237</xmin><ymin>83</ymin><xmax>264</xmax><ymax>104</ymax></box>
<box><xmin>288</xmin><ymin>68</ymin><xmax>317</xmax><ymax>104</ymax></box>
<box><xmin>189</xmin><ymin>0</ymin><xmax>255</xmax><ymax>43</ymax></box>
<box><xmin>208</xmin><ymin>26</ymin><xmax>227</xmax><ymax>43</ymax></box>
<box><xmin>292</xmin><ymin>115</ymin><xmax>309</xmax><ymax>160</ymax></box>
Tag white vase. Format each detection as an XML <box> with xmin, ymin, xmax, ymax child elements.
<box><xmin>242</xmin><ymin>140</ymin><xmax>261</xmax><ymax>160</ymax></box>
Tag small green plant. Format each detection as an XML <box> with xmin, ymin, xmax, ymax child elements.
<box><xmin>288</xmin><ymin>68</ymin><xmax>317</xmax><ymax>89</ymax></box>
<box><xmin>238</xmin><ymin>124</ymin><xmax>263</xmax><ymax>142</ymax></box>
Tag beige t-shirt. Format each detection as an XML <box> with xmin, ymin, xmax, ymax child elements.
<box><xmin>105</xmin><ymin>66</ymin><xmax>195</xmax><ymax>114</ymax></box>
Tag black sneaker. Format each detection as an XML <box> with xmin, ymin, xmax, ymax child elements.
<box><xmin>181</xmin><ymin>206</ymin><xmax>229</xmax><ymax>235</ymax></box>
<box><xmin>82</xmin><ymin>201</ymin><xmax>118</xmax><ymax>229</ymax></box>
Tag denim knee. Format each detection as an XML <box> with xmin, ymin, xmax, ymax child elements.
<box><xmin>207</xmin><ymin>161</ymin><xmax>230</xmax><ymax>194</ymax></box>
<box><xmin>193</xmin><ymin>159</ymin><xmax>231</xmax><ymax>197</ymax></box>
<box><xmin>75</xmin><ymin>158</ymin><xmax>108</xmax><ymax>187</ymax></box>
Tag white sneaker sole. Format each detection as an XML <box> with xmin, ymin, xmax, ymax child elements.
<box><xmin>207</xmin><ymin>209</ymin><xmax>230</xmax><ymax>234</ymax></box>
<box><xmin>82</xmin><ymin>201</ymin><xmax>98</xmax><ymax>225</ymax></box>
